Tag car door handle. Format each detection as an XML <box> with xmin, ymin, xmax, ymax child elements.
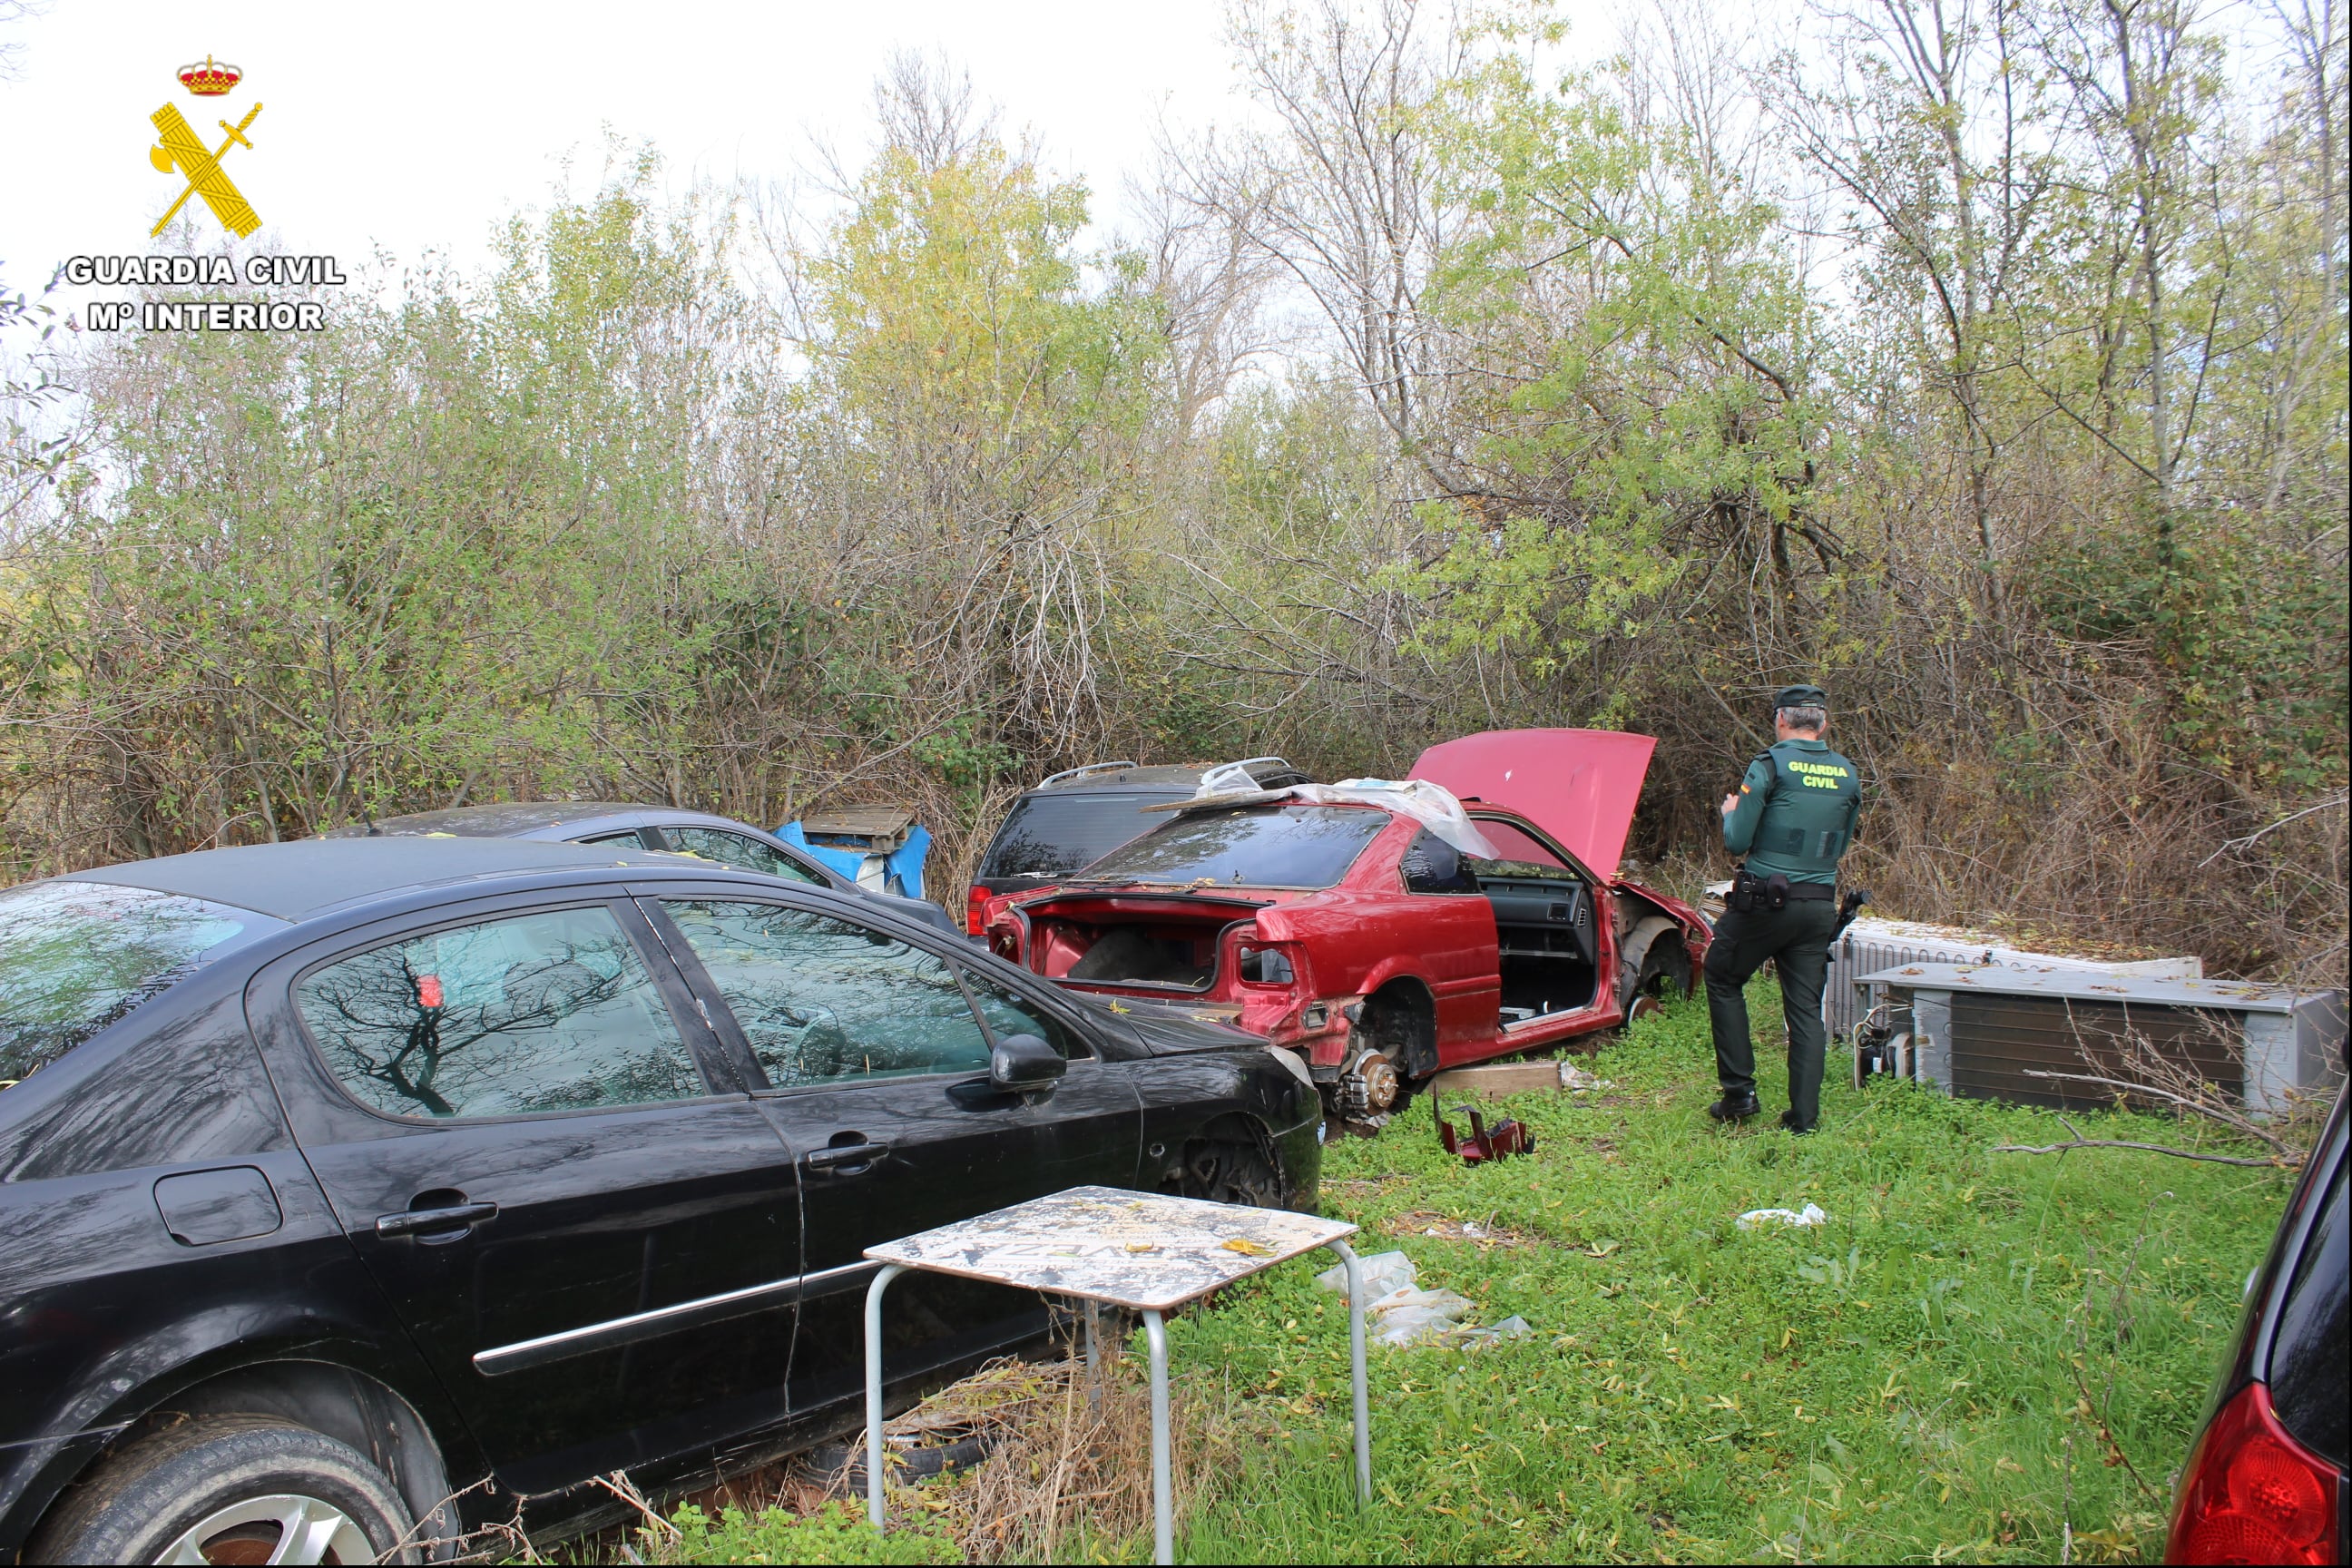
<box><xmin>375</xmin><ymin>1201</ymin><xmax>499</xmax><ymax>1239</ymax></box>
<box><xmin>802</xmin><ymin>1142</ymin><xmax>891</xmax><ymax>1172</ymax></box>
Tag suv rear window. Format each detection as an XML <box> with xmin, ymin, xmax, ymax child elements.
<box><xmin>1082</xmin><ymin>804</ymin><xmax>1387</xmax><ymax>889</ymax></box>
<box><xmin>980</xmin><ymin>791</ymin><xmax>1188</xmax><ymax>879</ymax></box>
<box><xmin>1</xmin><ymin>880</ymin><xmax>285</xmax><ymax>1085</ymax></box>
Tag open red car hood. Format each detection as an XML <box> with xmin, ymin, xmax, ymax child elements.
<box><xmin>1410</xmin><ymin>729</ymin><xmax>1656</xmax><ymax>877</ymax></box>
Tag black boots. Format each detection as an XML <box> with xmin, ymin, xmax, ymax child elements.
<box><xmin>1709</xmin><ymin>1093</ymin><xmax>1818</xmax><ymax>1131</ymax></box>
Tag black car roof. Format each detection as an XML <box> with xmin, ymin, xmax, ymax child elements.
<box><xmin>317</xmin><ymin>801</ymin><xmax>666</xmax><ymax>838</ymax></box>
<box><xmin>70</xmin><ymin>838</ymin><xmax>681</xmax><ymax>922</ymax></box>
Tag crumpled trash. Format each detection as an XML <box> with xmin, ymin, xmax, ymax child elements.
<box><xmin>1450</xmin><ymin>1314</ymin><xmax>1534</xmax><ymax>1350</ymax></box>
<box><xmin>1558</xmin><ymin>1062</ymin><xmax>1612</xmax><ymax>1092</ymax></box>
<box><xmin>1367</xmin><ymin>1287</ymin><xmax>1476</xmax><ymax>1347</ymax></box>
<box><xmin>1737</xmin><ymin>1202</ymin><xmax>1829</xmax><ymax>1230</ymax></box>
<box><xmin>1315</xmin><ymin>1251</ymin><xmax>1533</xmax><ymax>1348</ymax></box>
<box><xmin>1196</xmin><ymin>760</ymin><xmax>1269</xmax><ymax>797</ymax></box>
<box><xmin>1316</xmin><ymin>1249</ymin><xmax>1416</xmax><ymax>1299</ymax></box>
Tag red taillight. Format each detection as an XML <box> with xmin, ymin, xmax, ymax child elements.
<box><xmin>415</xmin><ymin>975</ymin><xmax>443</xmax><ymax>1010</ymax></box>
<box><xmin>965</xmin><ymin>886</ymin><xmax>992</xmax><ymax>936</ymax></box>
<box><xmin>1236</xmin><ymin>942</ymin><xmax>1301</xmax><ymax>989</ymax></box>
<box><xmin>2169</xmin><ymin>1381</ymin><xmax>2337</xmax><ymax>1565</ymax></box>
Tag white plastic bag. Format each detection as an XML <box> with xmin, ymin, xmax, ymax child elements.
<box><xmin>1195</xmin><ymin>761</ymin><xmax>1269</xmax><ymax>798</ymax></box>
<box><xmin>1737</xmin><ymin>1202</ymin><xmax>1829</xmax><ymax>1230</ymax></box>
<box><xmin>1316</xmin><ymin>1250</ymin><xmax>1416</xmax><ymax>1299</ymax></box>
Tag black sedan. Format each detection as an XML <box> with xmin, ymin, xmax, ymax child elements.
<box><xmin>0</xmin><ymin>839</ymin><xmax>1320</xmax><ymax>1563</ymax></box>
<box><xmin>321</xmin><ymin>801</ymin><xmax>961</xmax><ymax>935</ymax></box>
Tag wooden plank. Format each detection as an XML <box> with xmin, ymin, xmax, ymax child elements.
<box><xmin>1431</xmin><ymin>1059</ymin><xmax>1564</xmax><ymax>1096</ymax></box>
<box><xmin>800</xmin><ymin>805</ymin><xmax>915</xmax><ymax>839</ymax></box>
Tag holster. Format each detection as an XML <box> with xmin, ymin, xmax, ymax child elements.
<box><xmin>1728</xmin><ymin>867</ymin><xmax>1791</xmax><ymax>913</ymax></box>
<box><xmin>1730</xmin><ymin>865</ymin><xmax>1797</xmax><ymax>912</ymax></box>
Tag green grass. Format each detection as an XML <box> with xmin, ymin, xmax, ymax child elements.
<box><xmin>637</xmin><ymin>982</ymin><xmax>2292</xmax><ymax>1563</ymax></box>
<box><xmin>1162</xmin><ymin>984</ymin><xmax>2290</xmax><ymax>1563</ymax></box>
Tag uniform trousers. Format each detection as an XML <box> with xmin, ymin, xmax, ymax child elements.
<box><xmin>1703</xmin><ymin>897</ymin><xmax>1838</xmax><ymax>1130</ymax></box>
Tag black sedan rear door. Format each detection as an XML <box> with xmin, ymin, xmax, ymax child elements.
<box><xmin>245</xmin><ymin>893</ymin><xmax>802</xmax><ymax>1496</ymax></box>
<box><xmin>638</xmin><ymin>893</ymin><xmax>1143</xmax><ymax>1414</ymax></box>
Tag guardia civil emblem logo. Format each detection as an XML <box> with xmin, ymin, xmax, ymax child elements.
<box><xmin>149</xmin><ymin>57</ymin><xmax>263</xmax><ymax>239</ymax></box>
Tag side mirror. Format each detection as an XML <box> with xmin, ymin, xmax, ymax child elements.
<box><xmin>989</xmin><ymin>1033</ymin><xmax>1065</xmax><ymax>1091</ymax></box>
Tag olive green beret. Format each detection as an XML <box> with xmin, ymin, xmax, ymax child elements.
<box><xmin>1774</xmin><ymin>684</ymin><xmax>1828</xmax><ymax>711</ymax></box>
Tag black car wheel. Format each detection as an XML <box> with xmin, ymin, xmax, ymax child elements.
<box><xmin>30</xmin><ymin>1415</ymin><xmax>416</xmax><ymax>1565</ymax></box>
<box><xmin>1181</xmin><ymin>1124</ymin><xmax>1282</xmax><ymax>1208</ymax></box>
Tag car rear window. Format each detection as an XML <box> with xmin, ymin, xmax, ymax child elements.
<box><xmin>979</xmin><ymin>791</ymin><xmax>1188</xmax><ymax>879</ymax></box>
<box><xmin>1081</xmin><ymin>804</ymin><xmax>1387</xmax><ymax>889</ymax></box>
<box><xmin>1</xmin><ymin>879</ymin><xmax>284</xmax><ymax>1086</ymax></box>
<box><xmin>660</xmin><ymin>827</ymin><xmax>826</xmax><ymax>885</ymax></box>
<box><xmin>2267</xmin><ymin>1140</ymin><xmax>2347</xmax><ymax>1465</ymax></box>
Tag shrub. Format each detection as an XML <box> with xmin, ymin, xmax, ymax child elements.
<box><xmin>652</xmin><ymin>1501</ymin><xmax>961</xmax><ymax>1565</ymax></box>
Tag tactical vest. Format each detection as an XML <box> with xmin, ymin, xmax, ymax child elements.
<box><xmin>1747</xmin><ymin>740</ymin><xmax>1861</xmax><ymax>878</ymax></box>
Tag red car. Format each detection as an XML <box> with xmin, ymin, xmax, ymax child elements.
<box><xmin>982</xmin><ymin>730</ymin><xmax>1710</xmax><ymax>1119</ymax></box>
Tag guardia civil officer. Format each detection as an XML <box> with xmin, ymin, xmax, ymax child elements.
<box><xmin>1705</xmin><ymin>685</ymin><xmax>1861</xmax><ymax>1134</ymax></box>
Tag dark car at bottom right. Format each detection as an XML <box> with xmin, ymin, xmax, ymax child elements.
<box><xmin>2167</xmin><ymin>1080</ymin><xmax>2347</xmax><ymax>1564</ymax></box>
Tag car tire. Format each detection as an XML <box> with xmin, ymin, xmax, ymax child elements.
<box><xmin>29</xmin><ymin>1414</ymin><xmax>418</xmax><ymax>1565</ymax></box>
<box><xmin>1181</xmin><ymin>1126</ymin><xmax>1282</xmax><ymax>1208</ymax></box>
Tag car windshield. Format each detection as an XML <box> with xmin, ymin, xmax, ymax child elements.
<box><xmin>981</xmin><ymin>791</ymin><xmax>1187</xmax><ymax>878</ymax></box>
<box><xmin>0</xmin><ymin>879</ymin><xmax>285</xmax><ymax>1085</ymax></box>
<box><xmin>1080</xmin><ymin>804</ymin><xmax>1387</xmax><ymax>888</ymax></box>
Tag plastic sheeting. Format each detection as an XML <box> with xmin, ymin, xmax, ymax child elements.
<box><xmin>1180</xmin><ymin>771</ymin><xmax>1500</xmax><ymax>859</ymax></box>
<box><xmin>1295</xmin><ymin>779</ymin><xmax>1499</xmax><ymax>860</ymax></box>
<box><xmin>1312</xmin><ymin>1249</ymin><xmax>1535</xmax><ymax>1348</ymax></box>
<box><xmin>776</xmin><ymin>820</ymin><xmax>933</xmax><ymax>901</ymax></box>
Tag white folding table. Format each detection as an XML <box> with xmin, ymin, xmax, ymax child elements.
<box><xmin>862</xmin><ymin>1185</ymin><xmax>1370</xmax><ymax>1564</ymax></box>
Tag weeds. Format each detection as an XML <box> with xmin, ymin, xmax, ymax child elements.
<box><xmin>604</xmin><ymin>981</ymin><xmax>2288</xmax><ymax>1562</ymax></box>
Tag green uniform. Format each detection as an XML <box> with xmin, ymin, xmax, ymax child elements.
<box><xmin>1720</xmin><ymin>738</ymin><xmax>1859</xmax><ymax>883</ymax></box>
<box><xmin>1706</xmin><ymin>737</ymin><xmax>1862</xmax><ymax>1131</ymax></box>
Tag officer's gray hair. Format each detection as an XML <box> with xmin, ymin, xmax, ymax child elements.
<box><xmin>1777</xmin><ymin>703</ymin><xmax>1828</xmax><ymax>734</ymax></box>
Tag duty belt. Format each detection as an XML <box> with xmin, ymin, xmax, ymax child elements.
<box><xmin>1781</xmin><ymin>882</ymin><xmax>1836</xmax><ymax>901</ymax></box>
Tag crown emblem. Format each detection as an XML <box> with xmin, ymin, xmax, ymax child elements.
<box><xmin>178</xmin><ymin>55</ymin><xmax>242</xmax><ymax>96</ymax></box>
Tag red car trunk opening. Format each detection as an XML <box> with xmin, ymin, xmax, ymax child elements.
<box><xmin>1000</xmin><ymin>893</ymin><xmax>1272</xmax><ymax>993</ymax></box>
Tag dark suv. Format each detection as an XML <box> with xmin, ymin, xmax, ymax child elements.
<box><xmin>2165</xmin><ymin>1081</ymin><xmax>2347</xmax><ymax>1564</ymax></box>
<box><xmin>965</xmin><ymin>759</ymin><xmax>1309</xmax><ymax>933</ymax></box>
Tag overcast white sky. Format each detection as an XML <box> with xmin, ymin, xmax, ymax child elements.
<box><xmin>0</xmin><ymin>0</ymin><xmax>1245</xmax><ymax>296</ymax></box>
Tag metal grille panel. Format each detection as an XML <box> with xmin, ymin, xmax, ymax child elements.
<box><xmin>1945</xmin><ymin>994</ymin><xmax>2240</xmax><ymax>1109</ymax></box>
<box><xmin>1826</xmin><ymin>936</ymin><xmax>1986</xmax><ymax>1037</ymax></box>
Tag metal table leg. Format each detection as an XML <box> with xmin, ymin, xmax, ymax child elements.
<box><xmin>1083</xmin><ymin>1300</ymin><xmax>1102</xmax><ymax>1412</ymax></box>
<box><xmin>1143</xmin><ymin>1307</ymin><xmax>1172</xmax><ymax>1565</ymax></box>
<box><xmin>1324</xmin><ymin>1239</ymin><xmax>1371</xmax><ymax>1504</ymax></box>
<box><xmin>863</xmin><ymin>1263</ymin><xmax>906</xmax><ymax>1530</ymax></box>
